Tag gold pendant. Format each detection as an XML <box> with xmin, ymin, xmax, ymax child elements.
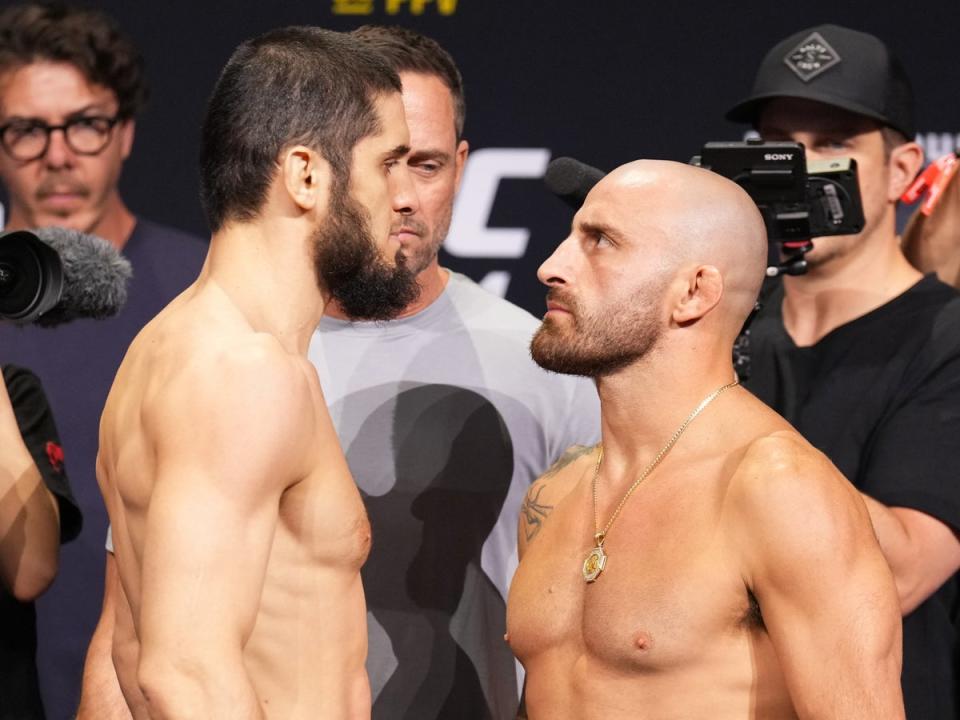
<box><xmin>582</xmin><ymin>544</ymin><xmax>607</xmax><ymax>582</ymax></box>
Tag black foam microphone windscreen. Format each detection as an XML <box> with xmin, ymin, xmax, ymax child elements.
<box><xmin>544</xmin><ymin>157</ymin><xmax>605</xmax><ymax>209</ymax></box>
<box><xmin>31</xmin><ymin>227</ymin><xmax>131</xmax><ymax>327</ymax></box>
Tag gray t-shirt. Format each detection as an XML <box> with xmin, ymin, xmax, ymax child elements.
<box><xmin>310</xmin><ymin>271</ymin><xmax>600</xmax><ymax>719</ymax></box>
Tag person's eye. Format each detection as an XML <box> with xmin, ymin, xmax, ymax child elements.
<box><xmin>72</xmin><ymin>117</ymin><xmax>108</xmax><ymax>131</ymax></box>
<box><xmin>589</xmin><ymin>233</ymin><xmax>613</xmax><ymax>249</ymax></box>
<box><xmin>5</xmin><ymin>121</ymin><xmax>45</xmax><ymax>140</ymax></box>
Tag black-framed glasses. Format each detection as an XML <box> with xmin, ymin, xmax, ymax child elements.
<box><xmin>0</xmin><ymin>115</ymin><xmax>121</xmax><ymax>162</ymax></box>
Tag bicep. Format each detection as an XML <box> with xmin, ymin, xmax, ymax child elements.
<box><xmin>138</xmin><ymin>452</ymin><xmax>285</xmax><ymax>659</ymax></box>
<box><xmin>138</xmin><ymin>358</ymin><xmax>312</xmax><ymax>661</ymax></box>
<box><xmin>736</xmin><ymin>444</ymin><xmax>903</xmax><ymax>718</ymax></box>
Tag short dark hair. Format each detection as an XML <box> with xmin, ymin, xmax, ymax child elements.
<box><xmin>352</xmin><ymin>25</ymin><xmax>465</xmax><ymax>139</ymax></box>
<box><xmin>0</xmin><ymin>2</ymin><xmax>148</xmax><ymax>119</ymax></box>
<box><xmin>199</xmin><ymin>26</ymin><xmax>402</xmax><ymax>233</ymax></box>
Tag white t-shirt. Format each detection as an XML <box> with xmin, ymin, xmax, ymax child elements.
<box><xmin>310</xmin><ymin>271</ymin><xmax>600</xmax><ymax>718</ymax></box>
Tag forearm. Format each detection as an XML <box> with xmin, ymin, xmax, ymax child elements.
<box><xmin>77</xmin><ymin>638</ymin><xmax>134</xmax><ymax>720</ymax></box>
<box><xmin>0</xmin><ymin>458</ymin><xmax>60</xmax><ymax>600</ymax></box>
<box><xmin>78</xmin><ymin>575</ymin><xmax>133</xmax><ymax>720</ymax></box>
<box><xmin>861</xmin><ymin>493</ymin><xmax>960</xmax><ymax>614</ymax></box>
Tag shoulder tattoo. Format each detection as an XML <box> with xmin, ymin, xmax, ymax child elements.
<box><xmin>542</xmin><ymin>443</ymin><xmax>595</xmax><ymax>478</ymax></box>
<box><xmin>521</xmin><ymin>445</ymin><xmax>596</xmax><ymax>543</ymax></box>
<box><xmin>521</xmin><ymin>482</ymin><xmax>554</xmax><ymax>543</ymax></box>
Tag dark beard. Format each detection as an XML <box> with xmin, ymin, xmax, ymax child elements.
<box><xmin>314</xmin><ymin>181</ymin><xmax>419</xmax><ymax>320</ymax></box>
<box><xmin>530</xmin><ymin>289</ymin><xmax>662</xmax><ymax>378</ymax></box>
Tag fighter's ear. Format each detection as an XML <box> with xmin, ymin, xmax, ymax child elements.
<box><xmin>672</xmin><ymin>265</ymin><xmax>723</xmax><ymax>325</ymax></box>
<box><xmin>280</xmin><ymin>146</ymin><xmax>332</xmax><ymax>212</ymax></box>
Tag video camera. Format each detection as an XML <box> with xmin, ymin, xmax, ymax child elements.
<box><xmin>0</xmin><ymin>230</ymin><xmax>63</xmax><ymax>324</ymax></box>
<box><xmin>691</xmin><ymin>139</ymin><xmax>865</xmax><ymax>276</ymax></box>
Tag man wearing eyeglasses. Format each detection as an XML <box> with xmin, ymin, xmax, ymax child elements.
<box><xmin>0</xmin><ymin>5</ymin><xmax>206</xmax><ymax>718</ymax></box>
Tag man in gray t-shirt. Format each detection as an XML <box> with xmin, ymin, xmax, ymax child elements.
<box><xmin>310</xmin><ymin>27</ymin><xmax>600</xmax><ymax>720</ymax></box>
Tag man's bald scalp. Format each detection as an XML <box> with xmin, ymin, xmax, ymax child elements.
<box><xmin>596</xmin><ymin>160</ymin><xmax>767</xmax><ymax>331</ymax></box>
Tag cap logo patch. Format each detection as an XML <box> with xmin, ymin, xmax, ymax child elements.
<box><xmin>783</xmin><ymin>31</ymin><xmax>842</xmax><ymax>82</ymax></box>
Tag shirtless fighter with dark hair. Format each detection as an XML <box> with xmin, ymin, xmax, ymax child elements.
<box><xmin>507</xmin><ymin>160</ymin><xmax>904</xmax><ymax>719</ymax></box>
<box><xmin>93</xmin><ymin>27</ymin><xmax>419</xmax><ymax>719</ymax></box>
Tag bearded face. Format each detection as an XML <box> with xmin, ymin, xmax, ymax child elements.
<box><xmin>313</xmin><ymin>179</ymin><xmax>420</xmax><ymax>321</ymax></box>
<box><xmin>530</xmin><ymin>282</ymin><xmax>666</xmax><ymax>378</ymax></box>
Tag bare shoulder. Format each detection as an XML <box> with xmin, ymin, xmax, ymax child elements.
<box><xmin>519</xmin><ymin>444</ymin><xmax>598</xmax><ymax>554</ymax></box>
<box><xmin>145</xmin><ymin>333</ymin><xmax>317</xmax><ymax>482</ymax></box>
<box><xmin>726</xmin><ymin>430</ymin><xmax>875</xmax><ymax>577</ymax></box>
<box><xmin>161</xmin><ymin>332</ymin><xmax>309</xmax><ymax>409</ymax></box>
<box><xmin>731</xmin><ymin>430</ymin><xmax>859</xmax><ymax>507</ymax></box>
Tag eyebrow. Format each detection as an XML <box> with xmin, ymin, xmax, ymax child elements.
<box><xmin>383</xmin><ymin>144</ymin><xmax>411</xmax><ymax>160</ymax></box>
<box><xmin>408</xmin><ymin>149</ymin><xmax>451</xmax><ymax>163</ymax></box>
<box><xmin>578</xmin><ymin>220</ymin><xmax>623</xmax><ymax>242</ymax></box>
<box><xmin>3</xmin><ymin>103</ymin><xmax>117</xmax><ymax>124</ymax></box>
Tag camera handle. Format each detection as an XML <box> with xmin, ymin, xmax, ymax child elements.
<box><xmin>766</xmin><ymin>239</ymin><xmax>813</xmax><ymax>277</ymax></box>
<box><xmin>735</xmin><ymin>238</ymin><xmax>813</xmax><ymax>380</ymax></box>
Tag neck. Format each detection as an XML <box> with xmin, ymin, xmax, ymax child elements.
<box><xmin>595</xmin><ymin>342</ymin><xmax>738</xmax><ymax>477</ymax></box>
<box><xmin>782</xmin><ymin>219</ymin><xmax>922</xmax><ymax>345</ymax></box>
<box><xmin>325</xmin><ymin>259</ymin><xmax>449</xmax><ymax>321</ymax></box>
<box><xmin>202</xmin><ymin>218</ymin><xmax>327</xmax><ymax>354</ymax></box>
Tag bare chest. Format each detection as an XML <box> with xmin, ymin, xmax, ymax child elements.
<box><xmin>509</xmin><ymin>476</ymin><xmax>753</xmax><ymax>673</ymax></box>
<box><xmin>274</xmin><ymin>456</ymin><xmax>372</xmax><ymax>571</ymax></box>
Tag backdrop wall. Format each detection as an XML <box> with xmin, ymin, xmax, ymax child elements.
<box><xmin>4</xmin><ymin>1</ymin><xmax>957</xmax><ymax>716</ymax></box>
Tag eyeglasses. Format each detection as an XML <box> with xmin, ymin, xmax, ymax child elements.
<box><xmin>0</xmin><ymin>115</ymin><xmax>121</xmax><ymax>162</ymax></box>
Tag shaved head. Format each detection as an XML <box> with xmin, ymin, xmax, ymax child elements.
<box><xmin>532</xmin><ymin>159</ymin><xmax>768</xmax><ymax>378</ymax></box>
<box><xmin>592</xmin><ymin>159</ymin><xmax>767</xmax><ymax>330</ymax></box>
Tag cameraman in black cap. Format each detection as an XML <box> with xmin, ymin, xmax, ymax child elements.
<box><xmin>727</xmin><ymin>24</ymin><xmax>960</xmax><ymax>719</ymax></box>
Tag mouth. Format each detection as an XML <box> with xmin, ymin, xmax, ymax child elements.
<box><xmin>545</xmin><ymin>300</ymin><xmax>573</xmax><ymax>317</ymax></box>
<box><xmin>390</xmin><ymin>228</ymin><xmax>422</xmax><ymax>244</ymax></box>
<box><xmin>37</xmin><ymin>186</ymin><xmax>89</xmax><ymax>208</ymax></box>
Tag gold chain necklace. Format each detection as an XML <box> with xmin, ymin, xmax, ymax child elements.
<box><xmin>582</xmin><ymin>380</ymin><xmax>739</xmax><ymax>583</ymax></box>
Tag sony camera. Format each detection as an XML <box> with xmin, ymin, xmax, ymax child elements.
<box><xmin>691</xmin><ymin>139</ymin><xmax>865</xmax><ymax>247</ymax></box>
<box><xmin>0</xmin><ymin>230</ymin><xmax>63</xmax><ymax>324</ymax></box>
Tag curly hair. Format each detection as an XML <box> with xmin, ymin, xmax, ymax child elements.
<box><xmin>0</xmin><ymin>2</ymin><xmax>148</xmax><ymax>118</ymax></box>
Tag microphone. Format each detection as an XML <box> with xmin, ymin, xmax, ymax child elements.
<box><xmin>544</xmin><ymin>156</ymin><xmax>605</xmax><ymax>209</ymax></box>
<box><xmin>0</xmin><ymin>228</ymin><xmax>131</xmax><ymax>326</ymax></box>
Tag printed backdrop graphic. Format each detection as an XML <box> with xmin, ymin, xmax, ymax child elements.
<box><xmin>1</xmin><ymin>1</ymin><xmax>958</xmax><ymax>717</ymax></box>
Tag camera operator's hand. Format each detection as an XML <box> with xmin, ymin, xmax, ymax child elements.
<box><xmin>0</xmin><ymin>369</ymin><xmax>60</xmax><ymax>601</ymax></box>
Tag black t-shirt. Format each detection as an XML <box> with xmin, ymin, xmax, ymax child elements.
<box><xmin>746</xmin><ymin>274</ymin><xmax>960</xmax><ymax>720</ymax></box>
<box><xmin>1</xmin><ymin>364</ymin><xmax>82</xmax><ymax>720</ymax></box>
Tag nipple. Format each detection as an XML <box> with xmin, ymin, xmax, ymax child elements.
<box><xmin>503</xmin><ymin>632</ymin><xmax>511</xmax><ymax>644</ymax></box>
<box><xmin>634</xmin><ymin>631</ymin><xmax>653</xmax><ymax>651</ymax></box>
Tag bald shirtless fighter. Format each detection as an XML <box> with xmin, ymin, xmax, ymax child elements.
<box><xmin>507</xmin><ymin>160</ymin><xmax>904</xmax><ymax>719</ymax></box>
<box><xmin>95</xmin><ymin>28</ymin><xmax>419</xmax><ymax>719</ymax></box>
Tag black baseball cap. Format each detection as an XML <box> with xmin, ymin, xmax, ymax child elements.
<box><xmin>726</xmin><ymin>24</ymin><xmax>915</xmax><ymax>139</ymax></box>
